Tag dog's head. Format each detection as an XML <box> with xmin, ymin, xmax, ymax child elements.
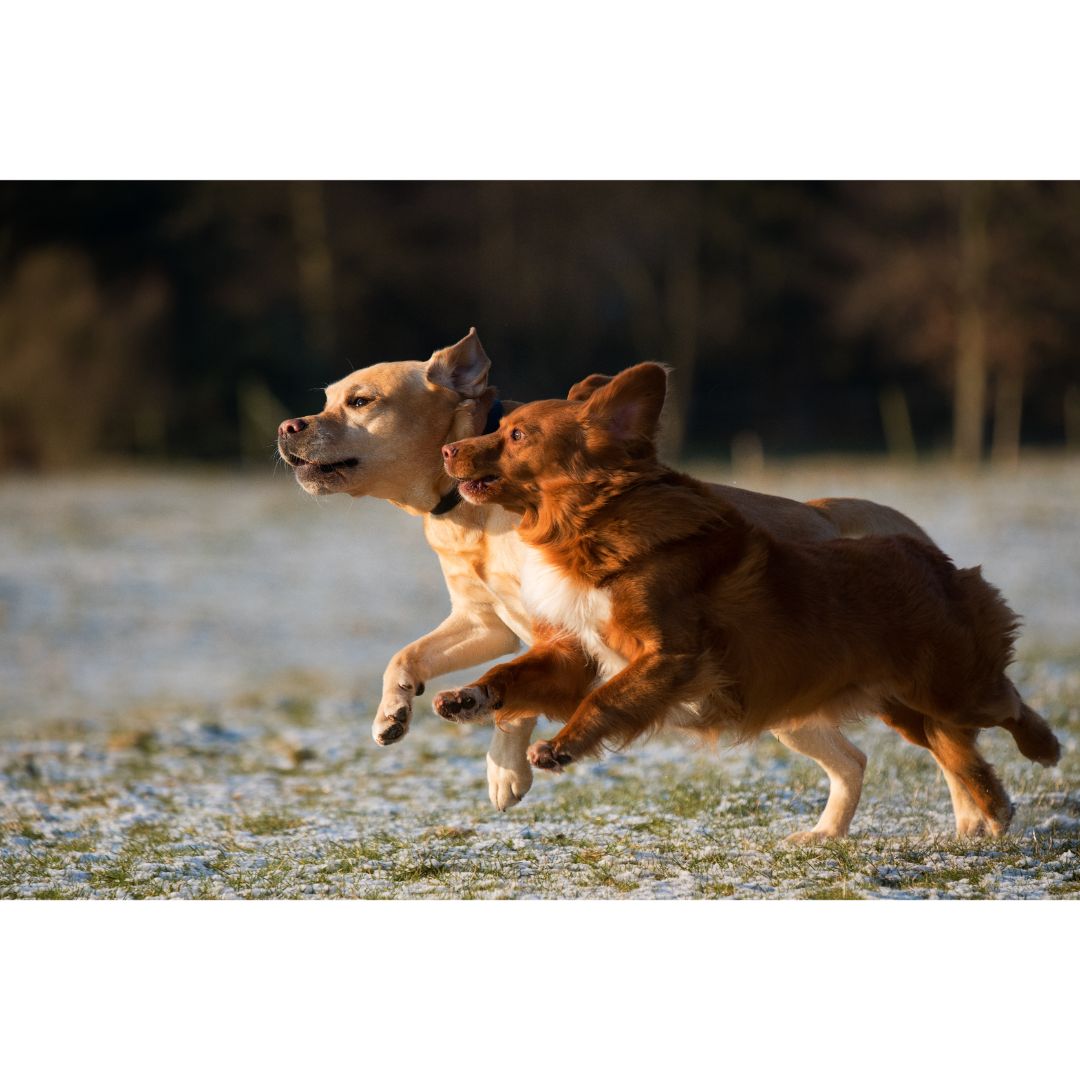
<box><xmin>441</xmin><ymin>363</ymin><xmax>668</xmax><ymax>512</ymax></box>
<box><xmin>277</xmin><ymin>328</ymin><xmax>497</xmax><ymax>505</ymax></box>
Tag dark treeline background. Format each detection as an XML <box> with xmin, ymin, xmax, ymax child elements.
<box><xmin>1</xmin><ymin>180</ymin><xmax>1078</xmax><ymax>470</ymax></box>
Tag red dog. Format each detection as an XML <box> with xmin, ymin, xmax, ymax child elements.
<box><xmin>434</xmin><ymin>363</ymin><xmax>1060</xmax><ymax>841</ymax></box>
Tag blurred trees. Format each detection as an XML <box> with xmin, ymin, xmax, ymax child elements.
<box><xmin>0</xmin><ymin>180</ymin><xmax>1077</xmax><ymax>470</ymax></box>
<box><xmin>0</xmin><ymin>246</ymin><xmax>168</xmax><ymax>467</ymax></box>
<box><xmin>827</xmin><ymin>181</ymin><xmax>1080</xmax><ymax>465</ymax></box>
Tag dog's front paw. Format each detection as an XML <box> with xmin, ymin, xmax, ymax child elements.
<box><xmin>433</xmin><ymin>685</ymin><xmax>498</xmax><ymax>724</ymax></box>
<box><xmin>527</xmin><ymin>740</ymin><xmax>574</xmax><ymax>772</ymax></box>
<box><xmin>373</xmin><ymin>694</ymin><xmax>412</xmax><ymax>746</ymax></box>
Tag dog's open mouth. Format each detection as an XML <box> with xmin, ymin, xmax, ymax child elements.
<box><xmin>282</xmin><ymin>450</ymin><xmax>359</xmax><ymax>474</ymax></box>
<box><xmin>459</xmin><ymin>475</ymin><xmax>500</xmax><ymax>501</ymax></box>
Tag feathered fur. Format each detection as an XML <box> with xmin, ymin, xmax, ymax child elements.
<box><xmin>440</xmin><ymin>363</ymin><xmax>1061</xmax><ymax>836</ymax></box>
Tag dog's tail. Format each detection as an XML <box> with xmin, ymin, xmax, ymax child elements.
<box><xmin>1003</xmin><ymin>696</ymin><xmax>1062</xmax><ymax>768</ymax></box>
<box><xmin>952</xmin><ymin>565</ymin><xmax>1061</xmax><ymax>767</ymax></box>
<box><xmin>809</xmin><ymin>496</ymin><xmax>935</xmax><ymax>546</ymax></box>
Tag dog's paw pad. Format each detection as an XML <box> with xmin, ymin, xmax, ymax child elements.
<box><xmin>373</xmin><ymin>703</ymin><xmax>411</xmax><ymax>745</ymax></box>
<box><xmin>527</xmin><ymin>740</ymin><xmax>572</xmax><ymax>772</ymax></box>
<box><xmin>373</xmin><ymin>694</ymin><xmax>413</xmax><ymax>746</ymax></box>
<box><xmin>376</xmin><ymin>721</ymin><xmax>406</xmax><ymax>745</ymax></box>
<box><xmin>433</xmin><ymin>686</ymin><xmax>493</xmax><ymax>723</ymax></box>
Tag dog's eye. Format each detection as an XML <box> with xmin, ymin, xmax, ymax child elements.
<box><xmin>350</xmin><ymin>396</ymin><xmax>372</xmax><ymax>409</ymax></box>
<box><xmin>510</xmin><ymin>428</ymin><xmax>524</xmax><ymax>442</ymax></box>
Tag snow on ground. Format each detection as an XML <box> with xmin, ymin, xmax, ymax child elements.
<box><xmin>1</xmin><ymin>459</ymin><xmax>1078</xmax><ymax>899</ymax></box>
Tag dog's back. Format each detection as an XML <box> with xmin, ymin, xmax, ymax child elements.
<box><xmin>732</xmin><ymin>532</ymin><xmax>1017</xmax><ymax>711</ymax></box>
<box><xmin>625</xmin><ymin>489</ymin><xmax>1060</xmax><ymax>787</ymax></box>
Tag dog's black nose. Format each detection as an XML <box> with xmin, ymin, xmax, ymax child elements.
<box><xmin>279</xmin><ymin>417</ymin><xmax>308</xmax><ymax>438</ymax></box>
<box><xmin>441</xmin><ymin>443</ymin><xmax>458</xmax><ymax>461</ymax></box>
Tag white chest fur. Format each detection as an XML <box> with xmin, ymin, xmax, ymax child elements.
<box><xmin>519</xmin><ymin>547</ymin><xmax>627</xmax><ymax>679</ymax></box>
<box><xmin>519</xmin><ymin>547</ymin><xmax>715</xmax><ymax>730</ymax></box>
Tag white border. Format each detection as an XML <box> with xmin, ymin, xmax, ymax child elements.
<box><xmin>3</xmin><ymin>901</ymin><xmax>1078</xmax><ymax>1076</ymax></box>
<box><xmin>4</xmin><ymin>2</ymin><xmax>1080</xmax><ymax>178</ymax></box>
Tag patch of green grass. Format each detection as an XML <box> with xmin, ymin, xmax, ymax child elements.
<box><xmin>803</xmin><ymin>885</ymin><xmax>862</xmax><ymax>900</ymax></box>
<box><xmin>8</xmin><ymin>822</ymin><xmax>46</xmax><ymax>841</ymax></box>
<box><xmin>1047</xmin><ymin>879</ymin><xmax>1080</xmax><ymax>896</ymax></box>
<box><xmin>327</xmin><ymin>833</ymin><xmax>405</xmax><ymax>863</ymax></box>
<box><xmin>882</xmin><ymin>867</ymin><xmax>963</xmax><ymax>890</ymax></box>
<box><xmin>124</xmin><ymin>821</ymin><xmax>175</xmax><ymax>846</ymax></box>
<box><xmin>239</xmin><ymin>811</ymin><xmax>305</xmax><ymax>835</ymax></box>
<box><xmin>48</xmin><ymin>835</ymin><xmax>101</xmax><ymax>855</ymax></box>
<box><xmin>658</xmin><ymin>783</ymin><xmax>724</xmax><ymax>819</ymax></box>
<box><xmin>388</xmin><ymin>859</ymin><xmax>450</xmax><ymax>883</ymax></box>
<box><xmin>90</xmin><ymin>858</ymin><xmax>141</xmax><ymax>893</ymax></box>
<box><xmin>690</xmin><ymin>878</ymin><xmax>738</xmax><ymax>897</ymax></box>
<box><xmin>559</xmin><ymin>846</ymin><xmax>639</xmax><ymax>892</ymax></box>
<box><xmin>425</xmin><ymin>825</ymin><xmax>477</xmax><ymax>842</ymax></box>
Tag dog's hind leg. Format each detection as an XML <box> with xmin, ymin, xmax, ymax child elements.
<box><xmin>776</xmin><ymin>724</ymin><xmax>867</xmax><ymax>844</ymax></box>
<box><xmin>879</xmin><ymin>699</ymin><xmax>992</xmax><ymax>837</ymax></box>
<box><xmin>486</xmin><ymin>716</ymin><xmax>537</xmax><ymax>812</ymax></box>
<box><xmin>921</xmin><ymin>719</ymin><xmax>1014</xmax><ymax>835</ymax></box>
<box><xmin>940</xmin><ymin>771</ymin><xmax>991</xmax><ymax>836</ymax></box>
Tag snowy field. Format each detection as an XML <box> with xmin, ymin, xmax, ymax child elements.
<box><xmin>1</xmin><ymin>459</ymin><xmax>1078</xmax><ymax>899</ymax></box>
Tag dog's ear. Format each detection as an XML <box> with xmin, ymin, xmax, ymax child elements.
<box><xmin>445</xmin><ymin>387</ymin><xmax>499</xmax><ymax>442</ymax></box>
<box><xmin>581</xmin><ymin>363</ymin><xmax>668</xmax><ymax>444</ymax></box>
<box><xmin>567</xmin><ymin>373</ymin><xmax>613</xmax><ymax>402</ymax></box>
<box><xmin>426</xmin><ymin>327</ymin><xmax>491</xmax><ymax>398</ymax></box>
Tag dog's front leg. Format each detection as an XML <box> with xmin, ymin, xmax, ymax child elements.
<box><xmin>528</xmin><ymin>653</ymin><xmax>694</xmax><ymax>770</ymax></box>
<box><xmin>434</xmin><ymin>632</ymin><xmax>594</xmax><ymax>810</ymax></box>
<box><xmin>374</xmin><ymin>609</ymin><xmax>520</xmax><ymax>746</ymax></box>
<box><xmin>433</xmin><ymin>631</ymin><xmax>594</xmax><ymax>725</ymax></box>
